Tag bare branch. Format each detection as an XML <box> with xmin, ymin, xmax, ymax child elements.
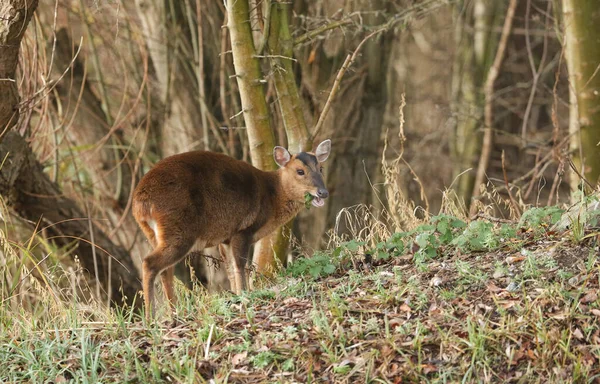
<box><xmin>470</xmin><ymin>0</ymin><xmax>518</xmax><ymax>214</ymax></box>
<box><xmin>312</xmin><ymin>29</ymin><xmax>383</xmax><ymax>140</ymax></box>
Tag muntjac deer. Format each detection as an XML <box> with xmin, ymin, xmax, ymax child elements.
<box><xmin>133</xmin><ymin>140</ymin><xmax>331</xmax><ymax>317</ymax></box>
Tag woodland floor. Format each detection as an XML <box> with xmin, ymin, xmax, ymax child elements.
<box><xmin>2</xmin><ymin>211</ymin><xmax>600</xmax><ymax>383</ymax></box>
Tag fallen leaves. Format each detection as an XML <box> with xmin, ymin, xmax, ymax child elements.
<box><xmin>580</xmin><ymin>290</ymin><xmax>598</xmax><ymax>304</ymax></box>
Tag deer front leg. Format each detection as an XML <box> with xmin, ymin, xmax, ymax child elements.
<box><xmin>228</xmin><ymin>233</ymin><xmax>251</xmax><ymax>294</ymax></box>
<box><xmin>219</xmin><ymin>243</ymin><xmax>238</xmax><ymax>293</ymax></box>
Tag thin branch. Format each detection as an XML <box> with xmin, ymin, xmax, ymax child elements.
<box><xmin>521</xmin><ymin>0</ymin><xmax>551</xmax><ymax>141</ymax></box>
<box><xmin>502</xmin><ymin>150</ymin><xmax>522</xmax><ymax>216</ymax></box>
<box><xmin>312</xmin><ymin>29</ymin><xmax>383</xmax><ymax>140</ymax></box>
<box><xmin>470</xmin><ymin>0</ymin><xmax>518</xmax><ymax>214</ymax></box>
<box><xmin>294</xmin><ymin>0</ymin><xmax>457</xmax><ymax>46</ymax></box>
<box><xmin>294</xmin><ymin>19</ymin><xmax>354</xmax><ymax>46</ymax></box>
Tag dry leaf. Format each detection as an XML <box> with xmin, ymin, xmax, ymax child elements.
<box><xmin>232</xmin><ymin>352</ymin><xmax>248</xmax><ymax>367</ymax></box>
<box><xmin>421</xmin><ymin>363</ymin><xmax>437</xmax><ymax>374</ymax></box>
<box><xmin>487</xmin><ymin>282</ymin><xmax>503</xmax><ymax>292</ymax></box>
<box><xmin>581</xmin><ymin>291</ymin><xmax>598</xmax><ymax>304</ymax></box>
<box><xmin>573</xmin><ymin>328</ymin><xmax>584</xmax><ymax>340</ymax></box>
<box><xmin>399</xmin><ymin>303</ymin><xmax>411</xmax><ymax>312</ymax></box>
<box><xmin>506</xmin><ymin>256</ymin><xmax>525</xmax><ymax>263</ymax></box>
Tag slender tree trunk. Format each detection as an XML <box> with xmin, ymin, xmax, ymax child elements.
<box><xmin>226</xmin><ymin>0</ymin><xmax>288</xmax><ymax>273</ymax></box>
<box><xmin>450</xmin><ymin>0</ymin><xmax>501</xmax><ymax>207</ymax></box>
<box><xmin>562</xmin><ymin>0</ymin><xmax>600</xmax><ymax>190</ymax></box>
<box><xmin>135</xmin><ymin>0</ymin><xmax>205</xmax><ymax>157</ymax></box>
<box><xmin>322</xmin><ymin>1</ymin><xmax>390</xmax><ymax>235</ymax></box>
<box><xmin>227</xmin><ymin>0</ymin><xmax>276</xmax><ymax>168</ymax></box>
<box><xmin>267</xmin><ymin>2</ymin><xmax>310</xmax><ymax>152</ymax></box>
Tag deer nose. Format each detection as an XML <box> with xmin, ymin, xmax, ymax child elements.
<box><xmin>317</xmin><ymin>188</ymin><xmax>329</xmax><ymax>199</ymax></box>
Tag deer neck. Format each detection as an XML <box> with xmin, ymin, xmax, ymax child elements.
<box><xmin>253</xmin><ymin>170</ymin><xmax>304</xmax><ymax>242</ymax></box>
<box><xmin>272</xmin><ymin>169</ymin><xmax>304</xmax><ymax>225</ymax></box>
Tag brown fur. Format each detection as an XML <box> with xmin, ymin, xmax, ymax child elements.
<box><xmin>133</xmin><ymin>142</ymin><xmax>331</xmax><ymax>318</ymax></box>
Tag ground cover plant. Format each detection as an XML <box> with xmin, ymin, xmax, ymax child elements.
<box><xmin>2</xmin><ymin>201</ymin><xmax>600</xmax><ymax>383</ymax></box>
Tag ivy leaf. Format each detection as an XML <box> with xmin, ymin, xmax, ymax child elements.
<box><xmin>304</xmin><ymin>193</ymin><xmax>314</xmax><ymax>209</ymax></box>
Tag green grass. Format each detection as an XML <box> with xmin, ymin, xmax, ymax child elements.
<box><xmin>2</xmin><ymin>207</ymin><xmax>600</xmax><ymax>382</ymax></box>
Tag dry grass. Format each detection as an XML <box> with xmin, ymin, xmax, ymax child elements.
<box><xmin>2</xmin><ymin>197</ymin><xmax>600</xmax><ymax>382</ymax></box>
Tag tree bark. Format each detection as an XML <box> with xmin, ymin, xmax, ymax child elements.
<box><xmin>267</xmin><ymin>2</ymin><xmax>311</xmax><ymax>153</ymax></box>
<box><xmin>227</xmin><ymin>0</ymin><xmax>277</xmax><ymax>169</ymax></box>
<box><xmin>562</xmin><ymin>0</ymin><xmax>600</xmax><ymax>189</ymax></box>
<box><xmin>0</xmin><ymin>0</ymin><xmax>39</xmax><ymax>135</ymax></box>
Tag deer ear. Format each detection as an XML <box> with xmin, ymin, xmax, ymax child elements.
<box><xmin>315</xmin><ymin>139</ymin><xmax>331</xmax><ymax>163</ymax></box>
<box><xmin>273</xmin><ymin>146</ymin><xmax>291</xmax><ymax>167</ymax></box>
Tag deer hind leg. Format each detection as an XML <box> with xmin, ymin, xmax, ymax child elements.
<box><xmin>160</xmin><ymin>266</ymin><xmax>176</xmax><ymax>311</ymax></box>
<box><xmin>142</xmin><ymin>238</ymin><xmax>195</xmax><ymax>319</ymax></box>
<box><xmin>138</xmin><ymin>219</ymin><xmax>158</xmax><ymax>248</ymax></box>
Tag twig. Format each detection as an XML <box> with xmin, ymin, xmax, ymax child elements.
<box><xmin>470</xmin><ymin>0</ymin><xmax>518</xmax><ymax>214</ymax></box>
<box><xmin>205</xmin><ymin>324</ymin><xmax>215</xmax><ymax>359</ymax></box>
<box><xmin>502</xmin><ymin>150</ymin><xmax>522</xmax><ymax>216</ymax></box>
<box><xmin>294</xmin><ymin>0</ymin><xmax>457</xmax><ymax>46</ymax></box>
<box><xmin>521</xmin><ymin>0</ymin><xmax>551</xmax><ymax>141</ymax></box>
<box><xmin>312</xmin><ymin>29</ymin><xmax>383</xmax><ymax>140</ymax></box>
<box><xmin>294</xmin><ymin>18</ymin><xmax>354</xmax><ymax>46</ymax></box>
<box><xmin>568</xmin><ymin>158</ymin><xmax>595</xmax><ymax>190</ymax></box>
<box><xmin>470</xmin><ymin>212</ymin><xmax>515</xmax><ymax>223</ymax></box>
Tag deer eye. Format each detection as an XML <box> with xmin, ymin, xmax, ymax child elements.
<box><xmin>296</xmin><ymin>169</ymin><xmax>305</xmax><ymax>176</ymax></box>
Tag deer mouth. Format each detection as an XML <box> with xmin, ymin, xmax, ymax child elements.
<box><xmin>311</xmin><ymin>195</ymin><xmax>326</xmax><ymax>207</ymax></box>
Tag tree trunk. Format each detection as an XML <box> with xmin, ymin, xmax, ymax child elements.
<box><xmin>134</xmin><ymin>0</ymin><xmax>206</xmax><ymax>157</ymax></box>
<box><xmin>0</xmin><ymin>0</ymin><xmax>140</xmax><ymax>307</ymax></box>
<box><xmin>562</xmin><ymin>0</ymin><xmax>600</xmax><ymax>190</ymax></box>
<box><xmin>0</xmin><ymin>0</ymin><xmax>39</xmax><ymax>135</ymax></box>
<box><xmin>226</xmin><ymin>0</ymin><xmax>288</xmax><ymax>273</ymax></box>
<box><xmin>48</xmin><ymin>28</ymin><xmax>145</xmax><ymax>271</ymax></box>
<box><xmin>267</xmin><ymin>2</ymin><xmax>310</xmax><ymax>153</ymax></box>
<box><xmin>0</xmin><ymin>132</ymin><xmax>141</xmax><ymax>307</ymax></box>
<box><xmin>318</xmin><ymin>1</ymin><xmax>390</xmax><ymax>237</ymax></box>
<box><xmin>450</xmin><ymin>0</ymin><xmax>501</xmax><ymax>207</ymax></box>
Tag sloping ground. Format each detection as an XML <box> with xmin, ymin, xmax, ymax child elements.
<box><xmin>1</xmin><ymin>221</ymin><xmax>600</xmax><ymax>383</ymax></box>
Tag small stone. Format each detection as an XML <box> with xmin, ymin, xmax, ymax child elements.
<box><xmin>493</xmin><ymin>269</ymin><xmax>505</xmax><ymax>279</ymax></box>
<box><xmin>430</xmin><ymin>276</ymin><xmax>443</xmax><ymax>287</ymax></box>
<box><xmin>506</xmin><ymin>281</ymin><xmax>520</xmax><ymax>292</ymax></box>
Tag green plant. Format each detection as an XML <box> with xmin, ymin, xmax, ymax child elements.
<box><xmin>519</xmin><ymin>206</ymin><xmax>564</xmax><ymax>229</ymax></box>
<box><xmin>287</xmin><ymin>252</ymin><xmax>337</xmax><ymax>278</ymax></box>
<box><xmin>251</xmin><ymin>351</ymin><xmax>277</xmax><ymax>369</ymax></box>
<box><xmin>452</xmin><ymin>221</ymin><xmax>497</xmax><ymax>251</ymax></box>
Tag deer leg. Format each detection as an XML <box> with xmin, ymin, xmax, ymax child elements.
<box><xmin>219</xmin><ymin>243</ymin><xmax>238</xmax><ymax>293</ymax></box>
<box><xmin>228</xmin><ymin>233</ymin><xmax>251</xmax><ymax>294</ymax></box>
<box><xmin>142</xmin><ymin>238</ymin><xmax>194</xmax><ymax>320</ymax></box>
<box><xmin>160</xmin><ymin>266</ymin><xmax>176</xmax><ymax>312</ymax></box>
